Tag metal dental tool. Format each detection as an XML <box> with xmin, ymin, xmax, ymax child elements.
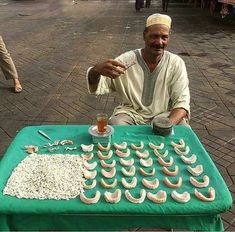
<box><xmin>125</xmin><ymin>62</ymin><xmax>136</xmax><ymax>70</ymax></box>
<box><xmin>38</xmin><ymin>130</ymin><xmax>51</xmax><ymax>141</ymax></box>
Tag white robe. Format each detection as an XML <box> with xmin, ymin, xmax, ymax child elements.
<box><xmin>87</xmin><ymin>49</ymin><xmax>190</xmax><ymax>124</ymax></box>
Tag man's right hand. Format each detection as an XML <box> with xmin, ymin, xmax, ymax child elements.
<box><xmin>88</xmin><ymin>59</ymin><xmax>126</xmax><ymax>84</ymax></box>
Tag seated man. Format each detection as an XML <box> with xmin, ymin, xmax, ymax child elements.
<box><xmin>86</xmin><ymin>13</ymin><xmax>190</xmax><ymax>125</ymax></box>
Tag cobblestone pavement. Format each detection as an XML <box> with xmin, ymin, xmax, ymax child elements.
<box><xmin>0</xmin><ymin>0</ymin><xmax>234</xmax><ymax>230</ymax></box>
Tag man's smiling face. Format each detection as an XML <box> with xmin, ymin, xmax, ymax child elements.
<box><xmin>143</xmin><ymin>24</ymin><xmax>170</xmax><ymax>57</ymax></box>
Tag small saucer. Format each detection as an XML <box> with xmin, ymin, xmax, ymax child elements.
<box><xmin>88</xmin><ymin>125</ymin><xmax>114</xmax><ymax>137</ymax></box>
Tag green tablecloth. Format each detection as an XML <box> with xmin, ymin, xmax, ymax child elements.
<box><xmin>0</xmin><ymin>125</ymin><xmax>232</xmax><ymax>231</ymax></box>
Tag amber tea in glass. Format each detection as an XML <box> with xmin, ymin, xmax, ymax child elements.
<box><xmin>96</xmin><ymin>113</ymin><xmax>108</xmax><ymax>133</ymax></box>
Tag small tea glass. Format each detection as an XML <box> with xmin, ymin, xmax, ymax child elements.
<box><xmin>96</xmin><ymin>113</ymin><xmax>108</xmax><ymax>133</ymax></box>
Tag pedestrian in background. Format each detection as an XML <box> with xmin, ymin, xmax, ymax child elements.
<box><xmin>135</xmin><ymin>0</ymin><xmax>144</xmax><ymax>11</ymax></box>
<box><xmin>162</xmin><ymin>0</ymin><xmax>169</xmax><ymax>12</ymax></box>
<box><xmin>0</xmin><ymin>36</ymin><xmax>22</xmax><ymax>93</ymax></box>
<box><xmin>146</xmin><ymin>0</ymin><xmax>151</xmax><ymax>8</ymax></box>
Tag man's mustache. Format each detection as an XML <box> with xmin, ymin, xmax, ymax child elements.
<box><xmin>151</xmin><ymin>44</ymin><xmax>164</xmax><ymax>49</ymax></box>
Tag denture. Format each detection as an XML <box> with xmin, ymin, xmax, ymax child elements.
<box><xmin>100</xmin><ymin>178</ymin><xmax>118</xmax><ymax>189</ymax></box>
<box><xmin>149</xmin><ymin>142</ymin><xmax>164</xmax><ymax>150</ymax></box>
<box><xmin>104</xmin><ymin>189</ymin><xmax>122</xmax><ymax>203</ymax></box>
<box><xmin>174</xmin><ymin>146</ymin><xmax>190</xmax><ymax>156</ymax></box>
<box><xmin>147</xmin><ymin>190</ymin><xmax>167</xmax><ymax>203</ymax></box>
<box><xmin>136</xmin><ymin>150</ymin><xmax>149</xmax><ymax>159</ymax></box>
<box><xmin>114</xmin><ymin>142</ymin><xmax>127</xmax><ymax>150</ymax></box>
<box><xmin>120</xmin><ymin>158</ymin><xmax>134</xmax><ymax>166</ymax></box>
<box><xmin>97</xmin><ymin>150</ymin><xmax>113</xmax><ymax>160</ymax></box>
<box><xmin>101</xmin><ymin>167</ymin><xmax>116</xmax><ymax>178</ymax></box>
<box><xmin>187</xmin><ymin>165</ymin><xmax>203</xmax><ymax>176</ymax></box>
<box><xmin>171</xmin><ymin>190</ymin><xmax>191</xmax><ymax>203</ymax></box>
<box><xmin>25</xmin><ymin>145</ymin><xmax>38</xmax><ymax>154</ymax></box>
<box><xmin>131</xmin><ymin>141</ymin><xmax>144</xmax><ymax>150</ymax></box>
<box><xmin>81</xmin><ymin>153</ymin><xmax>94</xmax><ymax>161</ymax></box>
<box><xmin>121</xmin><ymin>177</ymin><xmax>137</xmax><ymax>189</ymax></box>
<box><xmin>139</xmin><ymin>167</ymin><xmax>156</xmax><ymax>176</ymax></box>
<box><xmin>190</xmin><ymin>175</ymin><xmax>209</xmax><ymax>188</ymax></box>
<box><xmin>171</xmin><ymin>139</ymin><xmax>185</xmax><ymax>149</ymax></box>
<box><xmin>158</xmin><ymin>156</ymin><xmax>174</xmax><ymax>167</ymax></box>
<box><xmin>181</xmin><ymin>154</ymin><xmax>197</xmax><ymax>164</ymax></box>
<box><xmin>116</xmin><ymin>149</ymin><xmax>130</xmax><ymax>158</ymax></box>
<box><xmin>83</xmin><ymin>179</ymin><xmax>97</xmax><ymax>189</ymax></box>
<box><xmin>164</xmin><ymin>177</ymin><xmax>183</xmax><ymax>188</ymax></box>
<box><xmin>80</xmin><ymin>191</ymin><xmax>100</xmax><ymax>204</ymax></box>
<box><xmin>153</xmin><ymin>149</ymin><xmax>168</xmax><ymax>158</ymax></box>
<box><xmin>84</xmin><ymin>161</ymin><xmax>97</xmax><ymax>170</ymax></box>
<box><xmin>125</xmin><ymin>189</ymin><xmax>146</xmax><ymax>203</ymax></box>
<box><xmin>194</xmin><ymin>187</ymin><xmax>215</xmax><ymax>201</ymax></box>
<box><xmin>100</xmin><ymin>159</ymin><xmax>116</xmax><ymax>168</ymax></box>
<box><xmin>81</xmin><ymin>144</ymin><xmax>94</xmax><ymax>152</ymax></box>
<box><xmin>60</xmin><ymin>140</ymin><xmax>73</xmax><ymax>145</ymax></box>
<box><xmin>121</xmin><ymin>166</ymin><xmax>136</xmax><ymax>177</ymax></box>
<box><xmin>84</xmin><ymin>170</ymin><xmax>97</xmax><ymax>179</ymax></box>
<box><xmin>98</xmin><ymin>142</ymin><xmax>111</xmax><ymax>152</ymax></box>
<box><xmin>140</xmin><ymin>157</ymin><xmax>153</xmax><ymax>167</ymax></box>
<box><xmin>162</xmin><ymin>165</ymin><xmax>179</xmax><ymax>176</ymax></box>
<box><xmin>142</xmin><ymin>178</ymin><xmax>159</xmax><ymax>189</ymax></box>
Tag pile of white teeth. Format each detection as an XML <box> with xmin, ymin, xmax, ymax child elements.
<box><xmin>3</xmin><ymin>153</ymin><xmax>85</xmax><ymax>200</ymax></box>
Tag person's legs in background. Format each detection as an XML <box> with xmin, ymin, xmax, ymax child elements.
<box><xmin>162</xmin><ymin>0</ymin><xmax>169</xmax><ymax>12</ymax></box>
<box><xmin>0</xmin><ymin>36</ymin><xmax>22</xmax><ymax>93</ymax></box>
<box><xmin>145</xmin><ymin>0</ymin><xmax>151</xmax><ymax>8</ymax></box>
<box><xmin>165</xmin><ymin>0</ymin><xmax>169</xmax><ymax>12</ymax></box>
<box><xmin>135</xmin><ymin>0</ymin><xmax>142</xmax><ymax>11</ymax></box>
<box><xmin>141</xmin><ymin>0</ymin><xmax>145</xmax><ymax>8</ymax></box>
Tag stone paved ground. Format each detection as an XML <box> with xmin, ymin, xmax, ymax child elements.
<box><xmin>0</xmin><ymin>0</ymin><xmax>234</xmax><ymax>230</ymax></box>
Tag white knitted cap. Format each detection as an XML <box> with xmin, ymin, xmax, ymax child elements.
<box><xmin>146</xmin><ymin>13</ymin><xmax>172</xmax><ymax>28</ymax></box>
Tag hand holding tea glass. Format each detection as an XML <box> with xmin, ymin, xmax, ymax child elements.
<box><xmin>96</xmin><ymin>113</ymin><xmax>108</xmax><ymax>134</ymax></box>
